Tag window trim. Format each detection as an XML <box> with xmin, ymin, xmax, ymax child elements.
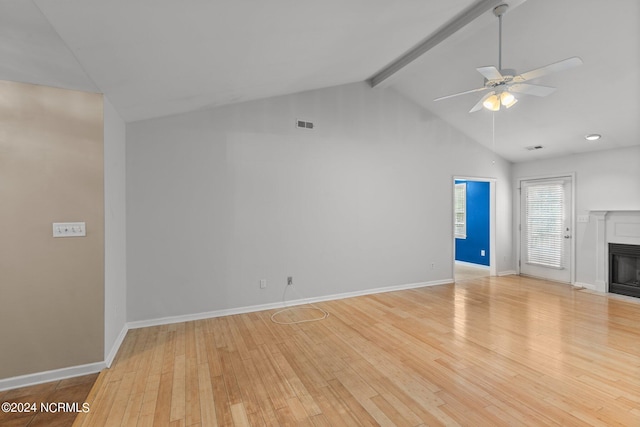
<box><xmin>454</xmin><ymin>182</ymin><xmax>466</xmax><ymax>239</ymax></box>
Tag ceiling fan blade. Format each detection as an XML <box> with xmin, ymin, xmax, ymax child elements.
<box><xmin>476</xmin><ymin>66</ymin><xmax>503</xmax><ymax>81</ymax></box>
<box><xmin>515</xmin><ymin>57</ymin><xmax>583</xmax><ymax>82</ymax></box>
<box><xmin>509</xmin><ymin>83</ymin><xmax>556</xmax><ymax>97</ymax></box>
<box><xmin>469</xmin><ymin>91</ymin><xmax>495</xmax><ymax>113</ymax></box>
<box><xmin>434</xmin><ymin>86</ymin><xmax>488</xmax><ymax>102</ymax></box>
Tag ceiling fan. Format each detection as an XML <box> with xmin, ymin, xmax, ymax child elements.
<box><xmin>434</xmin><ymin>3</ymin><xmax>583</xmax><ymax>112</ymax></box>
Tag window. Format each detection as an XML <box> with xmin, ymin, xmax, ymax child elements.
<box><xmin>525</xmin><ymin>182</ymin><xmax>564</xmax><ymax>268</ymax></box>
<box><xmin>454</xmin><ymin>182</ymin><xmax>466</xmax><ymax>239</ymax></box>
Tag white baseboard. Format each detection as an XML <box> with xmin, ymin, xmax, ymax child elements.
<box><xmin>573</xmin><ymin>281</ymin><xmax>596</xmax><ymax>290</ymax></box>
<box><xmin>105</xmin><ymin>325</ymin><xmax>129</xmax><ymax>368</ymax></box>
<box><xmin>498</xmin><ymin>270</ymin><xmax>517</xmax><ymax>276</ymax></box>
<box><xmin>128</xmin><ymin>278</ymin><xmax>453</xmax><ymax>330</ymax></box>
<box><xmin>127</xmin><ymin>301</ymin><xmax>286</xmax><ymax>330</ymax></box>
<box><xmin>0</xmin><ymin>362</ymin><xmax>105</xmax><ymax>392</ymax></box>
<box><xmin>577</xmin><ymin>287</ymin><xmax>640</xmax><ymax>304</ymax></box>
<box><xmin>455</xmin><ymin>260</ymin><xmax>490</xmax><ymax>269</ymax></box>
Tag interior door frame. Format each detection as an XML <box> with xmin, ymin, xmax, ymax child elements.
<box><xmin>516</xmin><ymin>172</ymin><xmax>576</xmax><ymax>284</ymax></box>
<box><xmin>452</xmin><ymin>176</ymin><xmax>497</xmax><ymax>277</ymax></box>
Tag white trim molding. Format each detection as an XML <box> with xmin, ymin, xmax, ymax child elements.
<box><xmin>591</xmin><ymin>210</ymin><xmax>609</xmax><ymax>291</ymax></box>
<box><xmin>105</xmin><ymin>325</ymin><xmax>129</xmax><ymax>368</ymax></box>
<box><xmin>498</xmin><ymin>270</ymin><xmax>517</xmax><ymax>276</ymax></box>
<box><xmin>455</xmin><ymin>260</ymin><xmax>490</xmax><ymax>270</ymax></box>
<box><xmin>127</xmin><ymin>278</ymin><xmax>453</xmax><ymax>330</ymax></box>
<box><xmin>0</xmin><ymin>362</ymin><xmax>105</xmax><ymax>392</ymax></box>
<box><xmin>573</xmin><ymin>281</ymin><xmax>595</xmax><ymax>290</ymax></box>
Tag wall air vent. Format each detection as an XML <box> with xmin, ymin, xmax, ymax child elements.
<box><xmin>525</xmin><ymin>145</ymin><xmax>544</xmax><ymax>151</ymax></box>
<box><xmin>296</xmin><ymin>119</ymin><xmax>314</xmax><ymax>130</ymax></box>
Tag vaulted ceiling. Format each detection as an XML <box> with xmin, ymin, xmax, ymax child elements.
<box><xmin>1</xmin><ymin>0</ymin><xmax>638</xmax><ymax>162</ymax></box>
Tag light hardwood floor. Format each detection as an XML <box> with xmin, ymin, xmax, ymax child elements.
<box><xmin>74</xmin><ymin>276</ymin><xmax>640</xmax><ymax>426</ymax></box>
<box><xmin>454</xmin><ymin>263</ymin><xmax>490</xmax><ymax>282</ymax></box>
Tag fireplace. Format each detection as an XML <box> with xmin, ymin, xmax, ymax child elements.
<box><xmin>609</xmin><ymin>243</ymin><xmax>640</xmax><ymax>298</ymax></box>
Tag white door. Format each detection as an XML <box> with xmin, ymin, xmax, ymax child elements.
<box><xmin>520</xmin><ymin>176</ymin><xmax>572</xmax><ymax>283</ymax></box>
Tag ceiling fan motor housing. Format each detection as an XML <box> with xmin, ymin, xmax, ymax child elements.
<box><xmin>484</xmin><ymin>69</ymin><xmax>516</xmax><ymax>88</ymax></box>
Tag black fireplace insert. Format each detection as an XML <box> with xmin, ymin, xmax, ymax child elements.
<box><xmin>609</xmin><ymin>243</ymin><xmax>640</xmax><ymax>298</ymax></box>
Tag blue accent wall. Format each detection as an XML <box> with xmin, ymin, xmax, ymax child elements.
<box><xmin>455</xmin><ymin>180</ymin><xmax>490</xmax><ymax>266</ymax></box>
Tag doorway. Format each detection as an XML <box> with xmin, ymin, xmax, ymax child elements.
<box><xmin>453</xmin><ymin>177</ymin><xmax>496</xmax><ymax>282</ymax></box>
<box><xmin>518</xmin><ymin>175</ymin><xmax>574</xmax><ymax>283</ymax></box>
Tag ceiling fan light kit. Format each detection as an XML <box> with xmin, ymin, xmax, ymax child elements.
<box><xmin>434</xmin><ymin>3</ymin><xmax>583</xmax><ymax>113</ymax></box>
<box><xmin>482</xmin><ymin>90</ymin><xmax>517</xmax><ymax>111</ymax></box>
<box><xmin>483</xmin><ymin>93</ymin><xmax>501</xmax><ymax>111</ymax></box>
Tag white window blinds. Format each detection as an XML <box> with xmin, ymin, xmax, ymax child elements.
<box><xmin>454</xmin><ymin>183</ymin><xmax>466</xmax><ymax>239</ymax></box>
<box><xmin>525</xmin><ymin>182</ymin><xmax>564</xmax><ymax>268</ymax></box>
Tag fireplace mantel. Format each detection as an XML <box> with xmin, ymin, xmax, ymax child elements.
<box><xmin>590</xmin><ymin>210</ymin><xmax>640</xmax><ymax>292</ymax></box>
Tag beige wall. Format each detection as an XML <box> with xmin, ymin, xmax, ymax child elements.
<box><xmin>0</xmin><ymin>80</ymin><xmax>104</xmax><ymax>379</ymax></box>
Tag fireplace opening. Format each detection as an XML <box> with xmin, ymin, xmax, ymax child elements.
<box><xmin>609</xmin><ymin>243</ymin><xmax>640</xmax><ymax>298</ymax></box>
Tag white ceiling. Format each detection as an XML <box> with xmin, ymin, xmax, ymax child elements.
<box><xmin>1</xmin><ymin>0</ymin><xmax>638</xmax><ymax>162</ymax></box>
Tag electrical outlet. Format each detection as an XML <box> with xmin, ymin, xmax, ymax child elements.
<box><xmin>481</xmin><ymin>250</ymin><xmax>485</xmax><ymax>256</ymax></box>
<box><xmin>430</xmin><ymin>263</ymin><xmax>435</xmax><ymax>270</ymax></box>
<box><xmin>287</xmin><ymin>276</ymin><xmax>293</xmax><ymax>286</ymax></box>
<box><xmin>260</xmin><ymin>279</ymin><xmax>267</xmax><ymax>289</ymax></box>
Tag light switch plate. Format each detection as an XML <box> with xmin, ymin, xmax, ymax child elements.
<box><xmin>53</xmin><ymin>222</ymin><xmax>86</xmax><ymax>237</ymax></box>
<box><xmin>577</xmin><ymin>215</ymin><xmax>590</xmax><ymax>223</ymax></box>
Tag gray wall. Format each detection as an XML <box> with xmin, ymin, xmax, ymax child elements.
<box><xmin>513</xmin><ymin>145</ymin><xmax>640</xmax><ymax>287</ymax></box>
<box><xmin>126</xmin><ymin>82</ymin><xmax>513</xmax><ymax>322</ymax></box>
<box><xmin>104</xmin><ymin>96</ymin><xmax>127</xmax><ymax>363</ymax></box>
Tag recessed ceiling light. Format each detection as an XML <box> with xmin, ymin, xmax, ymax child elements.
<box><xmin>585</xmin><ymin>134</ymin><xmax>601</xmax><ymax>141</ymax></box>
